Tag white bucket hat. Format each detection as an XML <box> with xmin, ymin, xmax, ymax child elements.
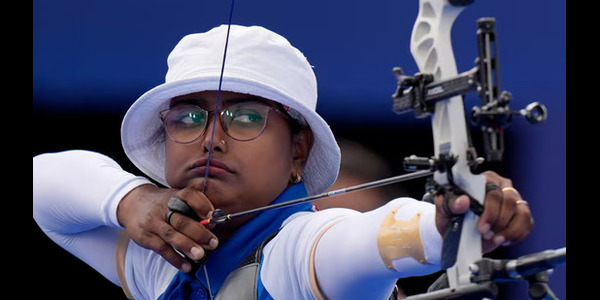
<box><xmin>121</xmin><ymin>24</ymin><xmax>340</xmax><ymax>196</ymax></box>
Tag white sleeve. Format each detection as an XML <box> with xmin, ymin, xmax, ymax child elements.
<box><xmin>260</xmin><ymin>197</ymin><xmax>442</xmax><ymax>300</ymax></box>
<box><xmin>260</xmin><ymin>209</ymin><xmax>359</xmax><ymax>300</ymax></box>
<box><xmin>33</xmin><ymin>150</ymin><xmax>153</xmax><ymax>285</ymax></box>
<box><xmin>124</xmin><ymin>241</ymin><xmax>179</xmax><ymax>300</ymax></box>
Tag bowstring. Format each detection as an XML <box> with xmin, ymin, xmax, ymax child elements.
<box><xmin>203</xmin><ymin>0</ymin><xmax>235</xmax><ymax>195</ymax></box>
<box><xmin>202</xmin><ymin>1</ymin><xmax>235</xmax><ymax>299</ymax></box>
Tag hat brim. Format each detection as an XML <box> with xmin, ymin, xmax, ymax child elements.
<box><xmin>121</xmin><ymin>75</ymin><xmax>340</xmax><ymax>196</ymax></box>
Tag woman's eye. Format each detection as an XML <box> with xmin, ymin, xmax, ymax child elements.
<box><xmin>232</xmin><ymin>110</ymin><xmax>265</xmax><ymax>126</ymax></box>
<box><xmin>234</xmin><ymin>111</ymin><xmax>263</xmax><ymax>123</ymax></box>
<box><xmin>178</xmin><ymin>111</ymin><xmax>206</xmax><ymax>126</ymax></box>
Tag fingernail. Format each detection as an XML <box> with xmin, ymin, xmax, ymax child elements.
<box><xmin>483</xmin><ymin>230</ymin><xmax>495</xmax><ymax>240</ymax></box>
<box><xmin>493</xmin><ymin>235</ymin><xmax>506</xmax><ymax>246</ymax></box>
<box><xmin>209</xmin><ymin>238</ymin><xmax>219</xmax><ymax>249</ymax></box>
<box><xmin>191</xmin><ymin>246</ymin><xmax>203</xmax><ymax>260</ymax></box>
<box><xmin>456</xmin><ymin>195</ymin><xmax>470</xmax><ymax>209</ymax></box>
<box><xmin>206</xmin><ymin>210</ymin><xmax>214</xmax><ymax>219</ymax></box>
<box><xmin>181</xmin><ymin>263</ymin><xmax>192</xmax><ymax>273</ymax></box>
<box><xmin>479</xmin><ymin>223</ymin><xmax>491</xmax><ymax>234</ymax></box>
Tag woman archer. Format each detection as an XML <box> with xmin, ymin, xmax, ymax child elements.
<box><xmin>33</xmin><ymin>24</ymin><xmax>533</xmax><ymax>299</ymax></box>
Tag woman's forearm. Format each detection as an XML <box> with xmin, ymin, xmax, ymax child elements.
<box><xmin>33</xmin><ymin>150</ymin><xmax>152</xmax><ymax>284</ymax></box>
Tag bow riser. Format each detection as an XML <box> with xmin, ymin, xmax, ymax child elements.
<box><xmin>410</xmin><ymin>0</ymin><xmax>486</xmax><ymax>288</ymax></box>
<box><xmin>411</xmin><ymin>1</ymin><xmax>463</xmax><ymax>78</ymax></box>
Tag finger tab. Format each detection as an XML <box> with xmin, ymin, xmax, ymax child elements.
<box><xmin>168</xmin><ymin>196</ymin><xmax>201</xmax><ymax>221</ymax></box>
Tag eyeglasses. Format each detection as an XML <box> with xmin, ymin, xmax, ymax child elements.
<box><xmin>159</xmin><ymin>101</ymin><xmax>291</xmax><ymax>144</ymax></box>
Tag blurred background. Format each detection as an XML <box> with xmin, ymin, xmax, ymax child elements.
<box><xmin>33</xmin><ymin>0</ymin><xmax>565</xmax><ymax>298</ymax></box>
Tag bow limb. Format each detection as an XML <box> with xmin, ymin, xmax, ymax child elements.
<box><xmin>410</xmin><ymin>0</ymin><xmax>486</xmax><ymax>288</ymax></box>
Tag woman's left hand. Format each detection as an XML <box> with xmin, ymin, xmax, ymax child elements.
<box><xmin>434</xmin><ymin>171</ymin><xmax>535</xmax><ymax>253</ymax></box>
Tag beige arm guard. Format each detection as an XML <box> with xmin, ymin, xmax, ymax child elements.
<box><xmin>311</xmin><ymin>197</ymin><xmax>442</xmax><ymax>299</ymax></box>
<box><xmin>115</xmin><ymin>230</ymin><xmax>134</xmax><ymax>300</ymax></box>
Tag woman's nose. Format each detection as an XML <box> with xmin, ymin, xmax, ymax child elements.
<box><xmin>201</xmin><ymin>112</ymin><xmax>228</xmax><ymax>154</ymax></box>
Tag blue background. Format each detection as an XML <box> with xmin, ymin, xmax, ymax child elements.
<box><xmin>33</xmin><ymin>0</ymin><xmax>565</xmax><ymax>298</ymax></box>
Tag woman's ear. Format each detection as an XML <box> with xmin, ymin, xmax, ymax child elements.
<box><xmin>291</xmin><ymin>127</ymin><xmax>314</xmax><ymax>171</ymax></box>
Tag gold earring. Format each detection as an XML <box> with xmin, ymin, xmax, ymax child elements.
<box><xmin>290</xmin><ymin>172</ymin><xmax>302</xmax><ymax>184</ymax></box>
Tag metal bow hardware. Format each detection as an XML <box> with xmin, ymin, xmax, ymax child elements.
<box><xmin>393</xmin><ymin>0</ymin><xmax>564</xmax><ymax>299</ymax></box>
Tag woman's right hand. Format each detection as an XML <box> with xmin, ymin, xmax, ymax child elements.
<box><xmin>117</xmin><ymin>183</ymin><xmax>219</xmax><ymax>272</ymax></box>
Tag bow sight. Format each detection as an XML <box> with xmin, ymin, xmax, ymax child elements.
<box><xmin>393</xmin><ymin>17</ymin><xmax>547</xmax><ymax>163</ymax></box>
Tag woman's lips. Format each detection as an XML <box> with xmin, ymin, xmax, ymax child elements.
<box><xmin>189</xmin><ymin>158</ymin><xmax>234</xmax><ymax>178</ymax></box>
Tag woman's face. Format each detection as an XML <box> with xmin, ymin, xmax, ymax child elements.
<box><xmin>164</xmin><ymin>91</ymin><xmax>312</xmax><ymax>216</ymax></box>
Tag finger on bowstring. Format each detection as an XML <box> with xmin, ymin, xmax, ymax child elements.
<box><xmin>175</xmin><ymin>187</ymin><xmax>216</xmax><ymax>220</ymax></box>
<box><xmin>146</xmin><ymin>233</ymin><xmax>194</xmax><ymax>273</ymax></box>
<box><xmin>168</xmin><ymin>210</ymin><xmax>219</xmax><ymax>251</ymax></box>
<box><xmin>158</xmin><ymin>217</ymin><xmax>209</xmax><ymax>263</ymax></box>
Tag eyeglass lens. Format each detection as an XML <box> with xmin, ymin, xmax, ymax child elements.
<box><xmin>162</xmin><ymin>102</ymin><xmax>272</xmax><ymax>143</ymax></box>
